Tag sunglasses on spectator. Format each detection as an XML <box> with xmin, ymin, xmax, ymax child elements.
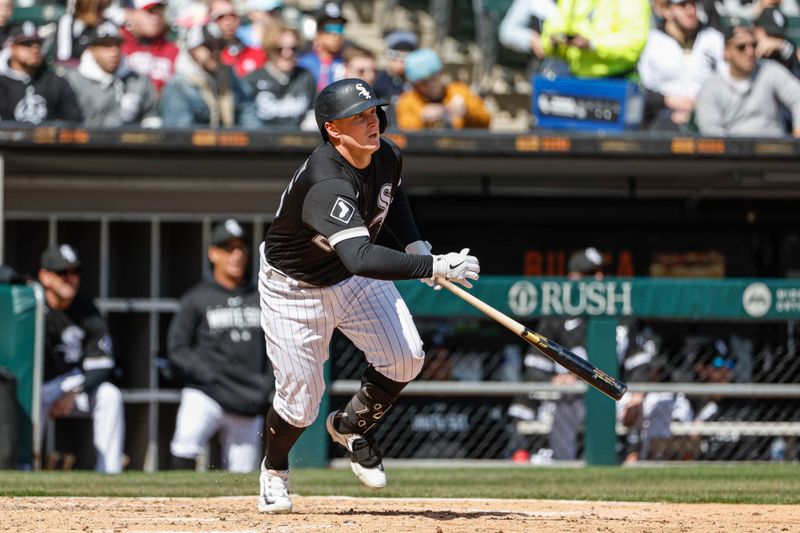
<box><xmin>54</xmin><ymin>268</ymin><xmax>81</xmax><ymax>278</ymax></box>
<box><xmin>711</xmin><ymin>356</ymin><xmax>735</xmax><ymax>369</ymax></box>
<box><xmin>352</xmin><ymin>67</ymin><xmax>375</xmax><ymax>75</ymax></box>
<box><xmin>322</xmin><ymin>23</ymin><xmax>344</xmax><ymax>34</ymax></box>
<box><xmin>385</xmin><ymin>49</ymin><xmax>409</xmax><ymax>60</ymax></box>
<box><xmin>272</xmin><ymin>45</ymin><xmax>298</xmax><ymax>54</ymax></box>
<box><xmin>219</xmin><ymin>242</ymin><xmax>250</xmax><ymax>253</ymax></box>
<box><xmin>733</xmin><ymin>42</ymin><xmax>755</xmax><ymax>52</ymax></box>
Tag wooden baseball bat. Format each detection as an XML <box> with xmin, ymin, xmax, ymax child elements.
<box><xmin>436</xmin><ymin>279</ymin><xmax>627</xmax><ymax>401</ymax></box>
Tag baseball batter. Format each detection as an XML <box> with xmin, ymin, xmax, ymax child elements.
<box><xmin>257</xmin><ymin>78</ymin><xmax>480</xmax><ymax>513</ymax></box>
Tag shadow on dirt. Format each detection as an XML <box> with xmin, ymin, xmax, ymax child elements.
<box><xmin>322</xmin><ymin>509</ymin><xmax>525</xmax><ymax>521</ymax></box>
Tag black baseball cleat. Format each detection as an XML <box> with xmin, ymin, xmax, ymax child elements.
<box><xmin>326</xmin><ymin>412</ymin><xmax>387</xmax><ymax>489</ymax></box>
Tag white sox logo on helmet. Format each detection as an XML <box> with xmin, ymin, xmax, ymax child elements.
<box><xmin>356</xmin><ymin>83</ymin><xmax>371</xmax><ymax>99</ymax></box>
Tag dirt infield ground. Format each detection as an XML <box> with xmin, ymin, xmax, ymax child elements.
<box><xmin>2</xmin><ymin>496</ymin><xmax>799</xmax><ymax>533</ymax></box>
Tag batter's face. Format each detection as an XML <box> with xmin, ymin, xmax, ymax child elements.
<box><xmin>326</xmin><ymin>106</ymin><xmax>381</xmax><ymax>165</ymax></box>
<box><xmin>210</xmin><ymin>238</ymin><xmax>249</xmax><ymax>286</ymax></box>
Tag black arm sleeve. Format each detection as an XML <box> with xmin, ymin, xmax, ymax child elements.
<box><xmin>335</xmin><ymin>236</ymin><xmax>433</xmax><ymax>280</ymax></box>
<box><xmin>382</xmin><ymin>186</ymin><xmax>422</xmax><ymax>248</ymax></box>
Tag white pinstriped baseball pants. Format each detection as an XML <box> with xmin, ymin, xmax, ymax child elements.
<box><xmin>258</xmin><ymin>244</ymin><xmax>425</xmax><ymax>428</ymax></box>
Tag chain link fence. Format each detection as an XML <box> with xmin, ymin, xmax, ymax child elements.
<box><xmin>329</xmin><ymin>317</ymin><xmax>800</xmax><ymax>463</ymax></box>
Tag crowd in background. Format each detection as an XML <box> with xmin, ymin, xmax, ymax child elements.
<box><xmin>0</xmin><ymin>0</ymin><xmax>798</xmax><ymax>135</ymax></box>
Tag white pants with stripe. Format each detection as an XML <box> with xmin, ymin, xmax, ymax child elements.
<box><xmin>170</xmin><ymin>387</ymin><xmax>264</xmax><ymax>473</ymax></box>
<box><xmin>41</xmin><ymin>370</ymin><xmax>125</xmax><ymax>473</ymax></box>
<box><xmin>258</xmin><ymin>245</ymin><xmax>425</xmax><ymax>428</ymax></box>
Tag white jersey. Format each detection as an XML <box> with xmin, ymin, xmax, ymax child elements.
<box><xmin>638</xmin><ymin>26</ymin><xmax>725</xmax><ymax>99</ymax></box>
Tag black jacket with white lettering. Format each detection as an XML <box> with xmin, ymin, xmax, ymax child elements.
<box><xmin>0</xmin><ymin>59</ymin><xmax>82</xmax><ymax>124</ymax></box>
<box><xmin>244</xmin><ymin>63</ymin><xmax>316</xmax><ymax>127</ymax></box>
<box><xmin>167</xmin><ymin>280</ymin><xmax>272</xmax><ymax>416</ymax></box>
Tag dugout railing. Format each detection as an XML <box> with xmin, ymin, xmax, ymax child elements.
<box><xmin>1</xmin><ymin>218</ymin><xmax>800</xmax><ymax>471</ymax></box>
<box><xmin>298</xmin><ymin>277</ymin><xmax>800</xmax><ymax>467</ymax></box>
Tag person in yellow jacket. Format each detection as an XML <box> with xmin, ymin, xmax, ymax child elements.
<box><xmin>395</xmin><ymin>48</ymin><xmax>491</xmax><ymax>130</ymax></box>
<box><xmin>541</xmin><ymin>0</ymin><xmax>651</xmax><ymax>78</ymax></box>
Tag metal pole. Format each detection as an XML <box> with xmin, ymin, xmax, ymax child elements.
<box><xmin>0</xmin><ymin>154</ymin><xmax>4</xmax><ymax>265</ymax></box>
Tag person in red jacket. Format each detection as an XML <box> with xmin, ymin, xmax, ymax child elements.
<box><xmin>120</xmin><ymin>0</ymin><xmax>178</xmax><ymax>91</ymax></box>
<box><xmin>209</xmin><ymin>0</ymin><xmax>266</xmax><ymax>78</ymax></box>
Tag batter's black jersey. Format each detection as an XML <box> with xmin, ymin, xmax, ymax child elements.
<box><xmin>266</xmin><ymin>138</ymin><xmax>407</xmax><ymax>286</ymax></box>
<box><xmin>43</xmin><ymin>296</ymin><xmax>115</xmax><ymax>390</ymax></box>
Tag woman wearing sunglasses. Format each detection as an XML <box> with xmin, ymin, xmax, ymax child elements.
<box><xmin>244</xmin><ymin>24</ymin><xmax>317</xmax><ymax>129</ymax></box>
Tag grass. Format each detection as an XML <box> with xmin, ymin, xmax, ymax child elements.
<box><xmin>1</xmin><ymin>464</ymin><xmax>799</xmax><ymax>504</ymax></box>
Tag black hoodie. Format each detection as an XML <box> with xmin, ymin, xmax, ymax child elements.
<box><xmin>0</xmin><ymin>58</ymin><xmax>82</xmax><ymax>124</ymax></box>
<box><xmin>167</xmin><ymin>280</ymin><xmax>272</xmax><ymax>416</ymax></box>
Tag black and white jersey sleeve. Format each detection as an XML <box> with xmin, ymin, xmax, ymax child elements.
<box><xmin>303</xmin><ymin>178</ymin><xmax>369</xmax><ymax>246</ymax></box>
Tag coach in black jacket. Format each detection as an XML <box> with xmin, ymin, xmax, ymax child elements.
<box><xmin>167</xmin><ymin>219</ymin><xmax>273</xmax><ymax>473</ymax></box>
<box><xmin>0</xmin><ymin>22</ymin><xmax>82</xmax><ymax>124</ymax></box>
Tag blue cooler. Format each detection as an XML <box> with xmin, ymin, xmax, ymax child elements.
<box><xmin>531</xmin><ymin>75</ymin><xmax>644</xmax><ymax>132</ymax></box>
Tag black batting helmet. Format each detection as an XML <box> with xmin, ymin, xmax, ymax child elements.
<box><xmin>314</xmin><ymin>78</ymin><xmax>388</xmax><ymax>141</ymax></box>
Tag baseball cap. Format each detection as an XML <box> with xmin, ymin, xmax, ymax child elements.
<box><xmin>41</xmin><ymin>244</ymin><xmax>81</xmax><ymax>272</ymax></box>
<box><xmin>692</xmin><ymin>338</ymin><xmax>735</xmax><ymax>368</ymax></box>
<box><xmin>186</xmin><ymin>22</ymin><xmax>224</xmax><ymax>50</ymax></box>
<box><xmin>567</xmin><ymin>247</ymin><xmax>604</xmax><ymax>275</ymax></box>
<box><xmin>316</xmin><ymin>1</ymin><xmax>347</xmax><ymax>24</ymax></box>
<box><xmin>755</xmin><ymin>7</ymin><xmax>787</xmax><ymax>38</ymax></box>
<box><xmin>722</xmin><ymin>16</ymin><xmax>753</xmax><ymax>43</ymax></box>
<box><xmin>211</xmin><ymin>219</ymin><xmax>248</xmax><ymax>247</ymax></box>
<box><xmin>7</xmin><ymin>21</ymin><xmax>44</xmax><ymax>45</ymax></box>
<box><xmin>88</xmin><ymin>21</ymin><xmax>124</xmax><ymax>45</ymax></box>
<box><xmin>385</xmin><ymin>30</ymin><xmax>418</xmax><ymax>52</ymax></box>
<box><xmin>132</xmin><ymin>0</ymin><xmax>167</xmax><ymax>11</ymax></box>
<box><xmin>404</xmin><ymin>48</ymin><xmax>443</xmax><ymax>83</ymax></box>
<box><xmin>247</xmin><ymin>0</ymin><xmax>283</xmax><ymax>12</ymax></box>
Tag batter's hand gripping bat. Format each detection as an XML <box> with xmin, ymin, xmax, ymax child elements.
<box><xmin>436</xmin><ymin>279</ymin><xmax>627</xmax><ymax>401</ymax></box>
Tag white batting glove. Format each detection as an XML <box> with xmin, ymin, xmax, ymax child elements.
<box><xmin>432</xmin><ymin>248</ymin><xmax>480</xmax><ymax>289</ymax></box>
<box><xmin>405</xmin><ymin>240</ymin><xmax>441</xmax><ymax>290</ymax></box>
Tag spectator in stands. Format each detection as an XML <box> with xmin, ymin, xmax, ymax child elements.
<box><xmin>754</xmin><ymin>6</ymin><xmax>800</xmax><ymax>75</ymax></box>
<box><xmin>0</xmin><ymin>23</ymin><xmax>82</xmax><ymax>124</ymax></box>
<box><xmin>498</xmin><ymin>0</ymin><xmax>557</xmax><ymax>71</ymax></box>
<box><xmin>373</xmin><ymin>30</ymin><xmax>418</xmax><ymax>104</ymax></box>
<box><xmin>506</xmin><ymin>248</ymin><xmax>658</xmax><ymax>462</ymax></box>
<box><xmin>695</xmin><ymin>19</ymin><xmax>800</xmax><ymax>137</ymax></box>
<box><xmin>37</xmin><ymin>243</ymin><xmax>125</xmax><ymax>473</ymax></box>
<box><xmin>0</xmin><ymin>0</ymin><xmax>14</xmax><ymax>47</ymax></box>
<box><xmin>65</xmin><ymin>21</ymin><xmax>161</xmax><ymax>128</ymax></box>
<box><xmin>54</xmin><ymin>0</ymin><xmax>112</xmax><ymax>66</ymax></box>
<box><xmin>638</xmin><ymin>0</ymin><xmax>725</xmax><ymax>131</ymax></box>
<box><xmin>168</xmin><ymin>219</ymin><xmax>273</xmax><ymax>473</ymax></box>
<box><xmin>713</xmin><ymin>0</ymin><xmax>799</xmax><ymax>20</ymax></box>
<box><xmin>121</xmin><ymin>0</ymin><xmax>179</xmax><ymax>92</ymax></box>
<box><xmin>395</xmin><ymin>48</ymin><xmax>491</xmax><ymax>130</ymax></box>
<box><xmin>244</xmin><ymin>24</ymin><xmax>316</xmax><ymax>129</ymax></box>
<box><xmin>208</xmin><ymin>0</ymin><xmax>266</xmax><ymax>77</ymax></box>
<box><xmin>540</xmin><ymin>0</ymin><xmax>651</xmax><ymax>78</ymax></box>
<box><xmin>160</xmin><ymin>23</ymin><xmax>259</xmax><ymax>128</ymax></box>
<box><xmin>297</xmin><ymin>0</ymin><xmax>347</xmax><ymax>91</ymax></box>
<box><xmin>343</xmin><ymin>45</ymin><xmax>376</xmax><ymax>85</ymax></box>
<box><xmin>237</xmin><ymin>0</ymin><xmax>283</xmax><ymax>50</ymax></box>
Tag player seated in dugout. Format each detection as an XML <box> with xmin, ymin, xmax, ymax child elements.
<box><xmin>37</xmin><ymin>244</ymin><xmax>125</xmax><ymax>473</ymax></box>
<box><xmin>168</xmin><ymin>219</ymin><xmax>273</xmax><ymax>473</ymax></box>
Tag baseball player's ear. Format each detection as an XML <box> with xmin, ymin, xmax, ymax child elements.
<box><xmin>324</xmin><ymin>121</ymin><xmax>340</xmax><ymax>141</ymax></box>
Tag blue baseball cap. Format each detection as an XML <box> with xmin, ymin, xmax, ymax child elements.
<box><xmin>404</xmin><ymin>48</ymin><xmax>442</xmax><ymax>83</ymax></box>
